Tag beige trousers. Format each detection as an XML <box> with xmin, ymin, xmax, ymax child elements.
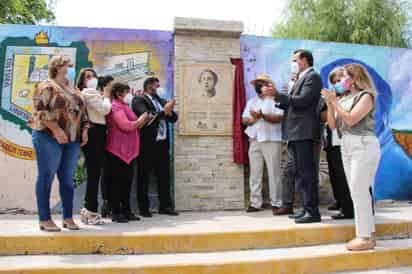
<box><xmin>341</xmin><ymin>134</ymin><xmax>381</xmax><ymax>238</ymax></box>
<box><xmin>248</xmin><ymin>140</ymin><xmax>282</xmax><ymax>208</ymax></box>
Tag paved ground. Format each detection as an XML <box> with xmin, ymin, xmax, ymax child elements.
<box><xmin>0</xmin><ymin>201</ymin><xmax>410</xmax><ymax>235</ymax></box>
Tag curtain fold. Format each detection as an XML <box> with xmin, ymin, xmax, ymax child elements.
<box><xmin>231</xmin><ymin>58</ymin><xmax>248</xmax><ymax>164</ymax></box>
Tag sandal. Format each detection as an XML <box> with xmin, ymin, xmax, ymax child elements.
<box><xmin>62</xmin><ymin>218</ymin><xmax>80</xmax><ymax>230</ymax></box>
<box><xmin>80</xmin><ymin>208</ymin><xmax>105</xmax><ymax>225</ymax></box>
<box><xmin>39</xmin><ymin>220</ymin><xmax>61</xmax><ymax>232</ymax></box>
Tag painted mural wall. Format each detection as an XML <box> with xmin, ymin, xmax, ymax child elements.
<box><xmin>0</xmin><ymin>24</ymin><xmax>174</xmax><ymax>211</ymax></box>
<box><xmin>1</xmin><ymin>23</ymin><xmax>411</xmax><ymax>211</ymax></box>
<box><xmin>241</xmin><ymin>35</ymin><xmax>412</xmax><ymax>200</ymax></box>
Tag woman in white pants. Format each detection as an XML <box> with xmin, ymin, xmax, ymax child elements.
<box><xmin>322</xmin><ymin>63</ymin><xmax>381</xmax><ymax>251</ymax></box>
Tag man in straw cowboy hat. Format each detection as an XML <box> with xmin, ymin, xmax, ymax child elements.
<box><xmin>242</xmin><ymin>75</ymin><xmax>284</xmax><ymax>214</ymax></box>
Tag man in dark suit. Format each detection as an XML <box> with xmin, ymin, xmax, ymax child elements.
<box><xmin>266</xmin><ymin>49</ymin><xmax>322</xmax><ymax>223</ymax></box>
<box><xmin>131</xmin><ymin>77</ymin><xmax>178</xmax><ymax>217</ymax></box>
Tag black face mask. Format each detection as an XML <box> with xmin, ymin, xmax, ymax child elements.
<box><xmin>255</xmin><ymin>83</ymin><xmax>263</xmax><ymax>94</ymax></box>
<box><xmin>146</xmin><ymin>86</ymin><xmax>155</xmax><ymax>94</ymax></box>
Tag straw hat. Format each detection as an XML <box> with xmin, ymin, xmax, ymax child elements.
<box><xmin>250</xmin><ymin>74</ymin><xmax>273</xmax><ymax>87</ymax></box>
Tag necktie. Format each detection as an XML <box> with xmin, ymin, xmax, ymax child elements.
<box><xmin>153</xmin><ymin>97</ymin><xmax>167</xmax><ymax>141</ymax></box>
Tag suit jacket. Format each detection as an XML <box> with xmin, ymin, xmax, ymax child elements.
<box><xmin>276</xmin><ymin>68</ymin><xmax>322</xmax><ymax>142</ymax></box>
<box><xmin>131</xmin><ymin>94</ymin><xmax>178</xmax><ymax>150</ymax></box>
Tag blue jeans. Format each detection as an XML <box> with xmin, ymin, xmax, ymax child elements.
<box><xmin>32</xmin><ymin>130</ymin><xmax>80</xmax><ymax>221</ymax></box>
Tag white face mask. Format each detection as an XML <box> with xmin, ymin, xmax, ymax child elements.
<box><xmin>288</xmin><ymin>80</ymin><xmax>295</xmax><ymax>93</ymax></box>
<box><xmin>123</xmin><ymin>93</ymin><xmax>134</xmax><ymax>105</ymax></box>
<box><xmin>86</xmin><ymin>77</ymin><xmax>98</xmax><ymax>89</ymax></box>
<box><xmin>291</xmin><ymin>62</ymin><xmax>299</xmax><ymax>74</ymax></box>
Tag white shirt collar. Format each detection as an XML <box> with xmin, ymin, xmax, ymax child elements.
<box><xmin>298</xmin><ymin>66</ymin><xmax>313</xmax><ymax>79</ymax></box>
<box><xmin>145</xmin><ymin>93</ymin><xmax>159</xmax><ymax>103</ymax></box>
<box><xmin>145</xmin><ymin>93</ymin><xmax>153</xmax><ymax>100</ymax></box>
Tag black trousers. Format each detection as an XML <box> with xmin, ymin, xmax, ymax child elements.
<box><xmin>137</xmin><ymin>140</ymin><xmax>172</xmax><ymax>213</ymax></box>
<box><xmin>100</xmin><ymin>151</ymin><xmax>110</xmax><ymax>202</ymax></box>
<box><xmin>288</xmin><ymin>140</ymin><xmax>320</xmax><ymax>216</ymax></box>
<box><xmin>106</xmin><ymin>152</ymin><xmax>134</xmax><ymax>215</ymax></box>
<box><xmin>326</xmin><ymin>146</ymin><xmax>354</xmax><ymax>216</ymax></box>
<box><xmin>82</xmin><ymin>124</ymin><xmax>106</xmax><ymax>212</ymax></box>
<box><xmin>281</xmin><ymin>146</ymin><xmax>297</xmax><ymax>208</ymax></box>
<box><xmin>282</xmin><ymin>142</ymin><xmax>320</xmax><ymax>209</ymax></box>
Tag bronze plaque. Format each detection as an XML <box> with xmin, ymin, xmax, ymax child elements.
<box><xmin>180</xmin><ymin>63</ymin><xmax>234</xmax><ymax>135</ymax></box>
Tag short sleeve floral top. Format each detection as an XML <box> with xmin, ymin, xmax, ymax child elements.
<box><xmin>28</xmin><ymin>79</ymin><xmax>88</xmax><ymax>142</ymax></box>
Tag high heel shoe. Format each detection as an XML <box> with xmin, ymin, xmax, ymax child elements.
<box><xmin>62</xmin><ymin>219</ymin><xmax>80</xmax><ymax>230</ymax></box>
<box><xmin>39</xmin><ymin>220</ymin><xmax>61</xmax><ymax>232</ymax></box>
<box><xmin>80</xmin><ymin>208</ymin><xmax>104</xmax><ymax>225</ymax></box>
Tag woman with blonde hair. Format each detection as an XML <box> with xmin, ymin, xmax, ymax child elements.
<box><xmin>322</xmin><ymin>63</ymin><xmax>380</xmax><ymax>251</ymax></box>
<box><xmin>29</xmin><ymin>55</ymin><xmax>89</xmax><ymax>231</ymax></box>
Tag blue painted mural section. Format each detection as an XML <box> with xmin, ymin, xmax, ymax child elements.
<box><xmin>241</xmin><ymin>35</ymin><xmax>412</xmax><ymax>200</ymax></box>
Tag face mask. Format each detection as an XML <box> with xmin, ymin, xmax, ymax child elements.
<box><xmin>291</xmin><ymin>62</ymin><xmax>299</xmax><ymax>74</ymax></box>
<box><xmin>123</xmin><ymin>93</ymin><xmax>134</xmax><ymax>105</ymax></box>
<box><xmin>86</xmin><ymin>77</ymin><xmax>98</xmax><ymax>89</ymax></box>
<box><xmin>66</xmin><ymin>67</ymin><xmax>76</xmax><ymax>82</ymax></box>
<box><xmin>255</xmin><ymin>84</ymin><xmax>263</xmax><ymax>94</ymax></box>
<box><xmin>342</xmin><ymin>77</ymin><xmax>352</xmax><ymax>91</ymax></box>
<box><xmin>333</xmin><ymin>82</ymin><xmax>345</xmax><ymax>94</ymax></box>
<box><xmin>157</xmin><ymin>87</ymin><xmax>165</xmax><ymax>98</ymax></box>
<box><xmin>288</xmin><ymin>80</ymin><xmax>295</xmax><ymax>93</ymax></box>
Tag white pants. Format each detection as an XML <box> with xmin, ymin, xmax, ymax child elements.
<box><xmin>341</xmin><ymin>134</ymin><xmax>381</xmax><ymax>238</ymax></box>
<box><xmin>248</xmin><ymin>140</ymin><xmax>282</xmax><ymax>208</ymax></box>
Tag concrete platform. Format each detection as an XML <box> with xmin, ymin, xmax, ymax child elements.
<box><xmin>1</xmin><ymin>239</ymin><xmax>412</xmax><ymax>274</ymax></box>
<box><xmin>0</xmin><ymin>203</ymin><xmax>411</xmax><ymax>255</ymax></box>
<box><xmin>1</xmin><ymin>203</ymin><xmax>412</xmax><ymax>273</ymax></box>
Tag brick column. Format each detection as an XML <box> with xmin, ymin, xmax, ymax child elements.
<box><xmin>173</xmin><ymin>17</ymin><xmax>245</xmax><ymax>210</ymax></box>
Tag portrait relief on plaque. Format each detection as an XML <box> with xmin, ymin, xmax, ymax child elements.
<box><xmin>180</xmin><ymin>63</ymin><xmax>234</xmax><ymax>135</ymax></box>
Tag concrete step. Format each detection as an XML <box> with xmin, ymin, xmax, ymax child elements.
<box><xmin>1</xmin><ymin>239</ymin><xmax>412</xmax><ymax>274</ymax></box>
<box><xmin>332</xmin><ymin>266</ymin><xmax>412</xmax><ymax>273</ymax></box>
<box><xmin>0</xmin><ymin>206</ymin><xmax>411</xmax><ymax>255</ymax></box>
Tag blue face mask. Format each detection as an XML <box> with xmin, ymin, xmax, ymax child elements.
<box><xmin>332</xmin><ymin>82</ymin><xmax>345</xmax><ymax>94</ymax></box>
<box><xmin>66</xmin><ymin>67</ymin><xmax>76</xmax><ymax>82</ymax></box>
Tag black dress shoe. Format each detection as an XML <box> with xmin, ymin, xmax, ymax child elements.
<box><xmin>328</xmin><ymin>202</ymin><xmax>341</xmax><ymax>211</ymax></box>
<box><xmin>125</xmin><ymin>212</ymin><xmax>141</xmax><ymax>221</ymax></box>
<box><xmin>112</xmin><ymin>214</ymin><xmax>129</xmax><ymax>223</ymax></box>
<box><xmin>246</xmin><ymin>206</ymin><xmax>261</xmax><ymax>213</ymax></box>
<box><xmin>331</xmin><ymin>212</ymin><xmax>354</xmax><ymax>220</ymax></box>
<box><xmin>140</xmin><ymin>211</ymin><xmax>153</xmax><ymax>218</ymax></box>
<box><xmin>159</xmin><ymin>208</ymin><xmax>179</xmax><ymax>216</ymax></box>
<box><xmin>295</xmin><ymin>213</ymin><xmax>321</xmax><ymax>224</ymax></box>
<box><xmin>288</xmin><ymin>210</ymin><xmax>305</xmax><ymax>219</ymax></box>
